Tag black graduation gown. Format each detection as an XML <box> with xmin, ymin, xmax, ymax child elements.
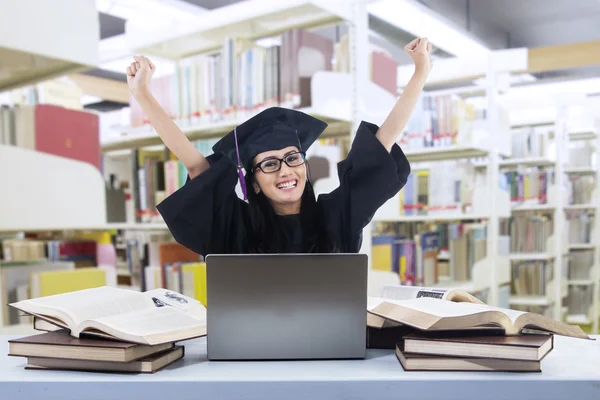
<box><xmin>156</xmin><ymin>121</ymin><xmax>411</xmax><ymax>256</ymax></box>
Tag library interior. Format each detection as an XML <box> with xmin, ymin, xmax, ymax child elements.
<box><xmin>1</xmin><ymin>0</ymin><xmax>600</xmax><ymax>398</ymax></box>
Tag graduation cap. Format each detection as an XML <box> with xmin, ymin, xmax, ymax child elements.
<box><xmin>212</xmin><ymin>107</ymin><xmax>328</xmax><ymax>200</ymax></box>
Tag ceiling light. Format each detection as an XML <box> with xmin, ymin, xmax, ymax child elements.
<box><xmin>368</xmin><ymin>0</ymin><xmax>490</xmax><ymax>57</ymax></box>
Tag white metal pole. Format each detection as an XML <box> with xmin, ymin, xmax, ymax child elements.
<box><xmin>485</xmin><ymin>55</ymin><xmax>502</xmax><ymax>307</ymax></box>
<box><xmin>554</xmin><ymin>99</ymin><xmax>567</xmax><ymax>321</ymax></box>
<box><xmin>592</xmin><ymin>102</ymin><xmax>600</xmax><ymax>334</ymax></box>
<box><xmin>350</xmin><ymin>0</ymin><xmax>372</xmax><ymax>267</ymax></box>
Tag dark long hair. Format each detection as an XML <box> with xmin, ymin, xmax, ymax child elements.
<box><xmin>245</xmin><ymin>165</ymin><xmax>339</xmax><ymax>253</ymax></box>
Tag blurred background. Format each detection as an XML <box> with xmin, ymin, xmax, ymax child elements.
<box><xmin>1</xmin><ymin>0</ymin><xmax>599</xmax><ymax>334</ymax></box>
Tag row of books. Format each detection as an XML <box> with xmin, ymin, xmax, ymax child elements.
<box><xmin>511</xmin><ymin>261</ymin><xmax>553</xmax><ymax>297</ymax></box>
<box><xmin>399</xmin><ymin>161</ymin><xmax>484</xmax><ymax>217</ymax></box>
<box><xmin>1</xmin><ymin>238</ymin><xmax>97</xmax><ymax>266</ymax></box>
<box><xmin>510</xmin><ymin>126</ymin><xmax>550</xmax><ymax>159</ymax></box>
<box><xmin>371</xmin><ymin>222</ymin><xmax>493</xmax><ymax>285</ymax></box>
<box><xmin>333</xmin><ymin>34</ymin><xmax>398</xmax><ymax>96</ymax></box>
<box><xmin>568</xmin><ymin>212</ymin><xmax>593</xmax><ymax>244</ymax></box>
<box><xmin>398</xmin><ymin>93</ymin><xmax>489</xmax><ymax>150</ymax></box>
<box><xmin>0</xmin><ymin>104</ymin><xmax>101</xmax><ymax>171</ymax></box>
<box><xmin>505</xmin><ymin>168</ymin><xmax>552</xmax><ymax>206</ymax></box>
<box><xmin>128</xmin><ymin>27</ymin><xmax>397</xmax><ymax>129</ymax></box>
<box><xmin>502</xmin><ymin>215</ymin><xmax>553</xmax><ymax>253</ymax></box>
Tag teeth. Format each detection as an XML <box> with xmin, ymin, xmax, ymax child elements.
<box><xmin>277</xmin><ymin>180</ymin><xmax>297</xmax><ymax>189</ymax></box>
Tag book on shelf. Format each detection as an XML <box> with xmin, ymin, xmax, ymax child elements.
<box><xmin>368</xmin><ymin>296</ymin><xmax>590</xmax><ymax>339</ymax></box>
<box><xmin>0</xmin><ymin>104</ymin><xmax>101</xmax><ymax>170</ymax></box>
<box><xmin>509</xmin><ymin>126</ymin><xmax>549</xmax><ymax>159</ymax></box>
<box><xmin>504</xmin><ymin>167</ymin><xmax>552</xmax><ymax>206</ymax></box>
<box><xmin>25</xmin><ymin>345</ymin><xmax>184</xmax><ymax>374</ymax></box>
<box><xmin>398</xmin><ymin>92</ymin><xmax>500</xmax><ymax>151</ymax></box>
<box><xmin>511</xmin><ymin>261</ymin><xmax>553</xmax><ymax>297</ymax></box>
<box><xmin>395</xmin><ymin>342</ymin><xmax>543</xmax><ymax>372</ymax></box>
<box><xmin>568</xmin><ymin>175</ymin><xmax>595</xmax><ymax>204</ymax></box>
<box><xmin>503</xmin><ymin>214</ymin><xmax>552</xmax><ymax>253</ymax></box>
<box><xmin>371</xmin><ymin>221</ymin><xmax>499</xmax><ymax>287</ymax></box>
<box><xmin>9</xmin><ymin>286</ymin><xmax>207</xmax><ymax>345</ymax></box>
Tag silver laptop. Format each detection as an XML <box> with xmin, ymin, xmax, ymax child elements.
<box><xmin>205</xmin><ymin>253</ymin><xmax>368</xmax><ymax>361</ymax></box>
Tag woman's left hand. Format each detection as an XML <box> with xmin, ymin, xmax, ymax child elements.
<box><xmin>404</xmin><ymin>37</ymin><xmax>432</xmax><ymax>75</ymax></box>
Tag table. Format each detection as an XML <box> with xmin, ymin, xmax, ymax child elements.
<box><xmin>0</xmin><ymin>334</ymin><xmax>599</xmax><ymax>400</ymax></box>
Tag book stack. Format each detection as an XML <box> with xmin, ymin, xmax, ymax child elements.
<box><xmin>395</xmin><ymin>331</ymin><xmax>553</xmax><ymax>372</ymax></box>
<box><xmin>367</xmin><ymin>285</ymin><xmax>591</xmax><ymax>372</ymax></box>
<box><xmin>7</xmin><ymin>286</ymin><xmax>207</xmax><ymax>374</ymax></box>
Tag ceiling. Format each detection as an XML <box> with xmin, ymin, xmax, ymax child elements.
<box><xmin>90</xmin><ymin>0</ymin><xmax>600</xmax><ymax>108</ymax></box>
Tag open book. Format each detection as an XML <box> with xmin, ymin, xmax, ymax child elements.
<box><xmin>381</xmin><ymin>285</ymin><xmax>485</xmax><ymax>304</ymax></box>
<box><xmin>368</xmin><ymin>296</ymin><xmax>590</xmax><ymax>340</ymax></box>
<box><xmin>367</xmin><ymin>285</ymin><xmax>484</xmax><ymax>328</ymax></box>
<box><xmin>9</xmin><ymin>286</ymin><xmax>207</xmax><ymax>346</ymax></box>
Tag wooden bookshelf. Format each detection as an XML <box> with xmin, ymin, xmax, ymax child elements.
<box><xmin>0</xmin><ymin>0</ymin><xmax>98</xmax><ymax>91</ymax></box>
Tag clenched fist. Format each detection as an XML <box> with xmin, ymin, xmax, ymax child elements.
<box><xmin>126</xmin><ymin>55</ymin><xmax>155</xmax><ymax>96</ymax></box>
<box><xmin>404</xmin><ymin>38</ymin><xmax>432</xmax><ymax>74</ymax></box>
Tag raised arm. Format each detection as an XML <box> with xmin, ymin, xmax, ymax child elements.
<box><xmin>126</xmin><ymin>56</ymin><xmax>209</xmax><ymax>179</ymax></box>
<box><xmin>376</xmin><ymin>38</ymin><xmax>432</xmax><ymax>152</ymax></box>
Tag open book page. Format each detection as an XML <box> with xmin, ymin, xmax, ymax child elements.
<box><xmin>10</xmin><ymin>286</ymin><xmax>150</xmax><ymax>329</ymax></box>
<box><xmin>369</xmin><ymin>297</ymin><xmax>519</xmax><ymax>332</ymax></box>
<box><xmin>142</xmin><ymin>288</ymin><xmax>206</xmax><ymax>320</ymax></box>
<box><xmin>81</xmin><ymin>304</ymin><xmax>207</xmax><ymax>345</ymax></box>
<box><xmin>373</xmin><ymin>297</ymin><xmax>497</xmax><ymax>319</ymax></box>
<box><xmin>381</xmin><ymin>285</ymin><xmax>485</xmax><ymax>304</ymax></box>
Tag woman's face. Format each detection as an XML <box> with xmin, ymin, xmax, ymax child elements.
<box><xmin>252</xmin><ymin>146</ymin><xmax>307</xmax><ymax>214</ymax></box>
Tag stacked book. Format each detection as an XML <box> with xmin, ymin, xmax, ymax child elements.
<box><xmin>7</xmin><ymin>286</ymin><xmax>207</xmax><ymax>374</ymax></box>
<box><xmin>366</xmin><ymin>285</ymin><xmax>590</xmax><ymax>372</ymax></box>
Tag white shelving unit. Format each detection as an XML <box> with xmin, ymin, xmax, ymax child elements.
<box><xmin>0</xmin><ymin>145</ymin><xmax>107</xmax><ymax>232</ymax></box>
<box><xmin>0</xmin><ymin>0</ymin><xmax>98</xmax><ymax>91</ymax></box>
<box><xmin>101</xmin><ymin>105</ymin><xmax>353</xmax><ymax>152</ymax></box>
<box><xmin>564</xmin><ymin>107</ymin><xmax>600</xmax><ymax>334</ymax></box>
<box><xmin>125</xmin><ymin>0</ymin><xmax>350</xmax><ymax>60</ymax></box>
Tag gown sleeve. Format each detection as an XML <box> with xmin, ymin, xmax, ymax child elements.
<box><xmin>319</xmin><ymin>120</ymin><xmax>411</xmax><ymax>252</ymax></box>
<box><xmin>156</xmin><ymin>153</ymin><xmax>245</xmax><ymax>256</ymax></box>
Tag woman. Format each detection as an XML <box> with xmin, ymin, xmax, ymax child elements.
<box><xmin>126</xmin><ymin>37</ymin><xmax>432</xmax><ymax>256</ymax></box>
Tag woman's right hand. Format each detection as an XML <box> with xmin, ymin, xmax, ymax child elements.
<box><xmin>126</xmin><ymin>55</ymin><xmax>155</xmax><ymax>96</ymax></box>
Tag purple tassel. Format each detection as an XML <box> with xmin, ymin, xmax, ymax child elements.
<box><xmin>234</xmin><ymin>126</ymin><xmax>247</xmax><ymax>200</ymax></box>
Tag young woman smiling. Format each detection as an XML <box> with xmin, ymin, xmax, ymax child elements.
<box><xmin>126</xmin><ymin>38</ymin><xmax>432</xmax><ymax>256</ymax></box>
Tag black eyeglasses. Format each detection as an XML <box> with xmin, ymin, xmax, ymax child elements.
<box><xmin>251</xmin><ymin>151</ymin><xmax>306</xmax><ymax>174</ymax></box>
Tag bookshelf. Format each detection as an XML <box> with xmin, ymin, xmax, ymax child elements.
<box><xmin>501</xmin><ymin>94</ymin><xmax>600</xmax><ymax>333</ymax></box>
<box><xmin>0</xmin><ymin>0</ymin><xmax>98</xmax><ymax>91</ymax></box>
<box><xmin>564</xmin><ymin>114</ymin><xmax>600</xmax><ymax>334</ymax></box>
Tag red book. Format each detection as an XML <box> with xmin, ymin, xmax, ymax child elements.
<box><xmin>33</xmin><ymin>105</ymin><xmax>100</xmax><ymax>171</ymax></box>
